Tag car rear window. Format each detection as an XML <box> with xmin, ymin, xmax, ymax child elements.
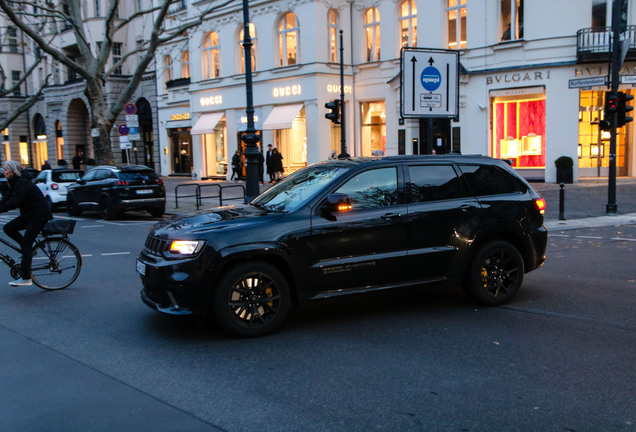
<box><xmin>52</xmin><ymin>171</ymin><xmax>82</xmax><ymax>182</ymax></box>
<box><xmin>458</xmin><ymin>164</ymin><xmax>526</xmax><ymax>196</ymax></box>
<box><xmin>118</xmin><ymin>171</ymin><xmax>159</xmax><ymax>181</ymax></box>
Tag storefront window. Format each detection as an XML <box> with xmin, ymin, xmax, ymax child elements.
<box><xmin>170</xmin><ymin>128</ymin><xmax>192</xmax><ymax>174</ymax></box>
<box><xmin>492</xmin><ymin>91</ymin><xmax>545</xmax><ymax>168</ymax></box>
<box><xmin>19</xmin><ymin>139</ymin><xmax>29</xmax><ymax>165</ymax></box>
<box><xmin>275</xmin><ymin>107</ymin><xmax>306</xmax><ymax>174</ymax></box>
<box><xmin>360</xmin><ymin>101</ymin><xmax>386</xmax><ymax>156</ymax></box>
<box><xmin>578</xmin><ymin>90</ymin><xmax>629</xmax><ymax>177</ymax></box>
<box><xmin>202</xmin><ymin>120</ymin><xmax>227</xmax><ymax>176</ymax></box>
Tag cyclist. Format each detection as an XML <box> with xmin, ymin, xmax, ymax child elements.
<box><xmin>0</xmin><ymin>161</ymin><xmax>52</xmax><ymax>286</ymax></box>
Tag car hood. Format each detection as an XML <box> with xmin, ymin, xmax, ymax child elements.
<box><xmin>150</xmin><ymin>204</ymin><xmax>283</xmax><ymax>235</ymax></box>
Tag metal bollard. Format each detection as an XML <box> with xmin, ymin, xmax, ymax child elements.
<box><xmin>559</xmin><ymin>182</ymin><xmax>565</xmax><ymax>220</ymax></box>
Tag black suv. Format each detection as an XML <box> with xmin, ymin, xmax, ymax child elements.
<box><xmin>67</xmin><ymin>165</ymin><xmax>166</xmax><ymax>219</ymax></box>
<box><xmin>137</xmin><ymin>156</ymin><xmax>547</xmax><ymax>337</ymax></box>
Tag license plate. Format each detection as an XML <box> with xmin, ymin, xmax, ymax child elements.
<box><xmin>136</xmin><ymin>189</ymin><xmax>153</xmax><ymax>195</ymax></box>
<box><xmin>136</xmin><ymin>260</ymin><xmax>146</xmax><ymax>275</ymax></box>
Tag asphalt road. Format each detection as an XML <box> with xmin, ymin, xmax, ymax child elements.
<box><xmin>0</xmin><ymin>211</ymin><xmax>634</xmax><ymax>432</ymax></box>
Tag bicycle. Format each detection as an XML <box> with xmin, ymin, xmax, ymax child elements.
<box><xmin>0</xmin><ymin>218</ymin><xmax>82</xmax><ymax>290</ymax></box>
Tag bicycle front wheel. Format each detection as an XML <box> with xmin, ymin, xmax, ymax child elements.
<box><xmin>31</xmin><ymin>238</ymin><xmax>82</xmax><ymax>290</ymax></box>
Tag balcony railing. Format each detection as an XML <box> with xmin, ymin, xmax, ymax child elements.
<box><xmin>577</xmin><ymin>26</ymin><xmax>636</xmax><ymax>63</ymax></box>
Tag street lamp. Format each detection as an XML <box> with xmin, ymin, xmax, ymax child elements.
<box><xmin>241</xmin><ymin>0</ymin><xmax>260</xmax><ymax>201</ymax></box>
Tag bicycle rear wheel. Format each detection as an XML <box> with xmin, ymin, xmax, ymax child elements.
<box><xmin>31</xmin><ymin>238</ymin><xmax>82</xmax><ymax>290</ymax></box>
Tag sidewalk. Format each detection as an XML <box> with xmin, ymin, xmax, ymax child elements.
<box><xmin>161</xmin><ymin>175</ymin><xmax>636</xmax><ymax>231</ymax></box>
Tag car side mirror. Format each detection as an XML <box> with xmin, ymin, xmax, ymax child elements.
<box><xmin>76</xmin><ymin>179</ymin><xmax>86</xmax><ymax>185</ymax></box>
<box><xmin>321</xmin><ymin>193</ymin><xmax>352</xmax><ymax>219</ymax></box>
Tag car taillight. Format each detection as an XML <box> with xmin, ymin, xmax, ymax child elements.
<box><xmin>117</xmin><ymin>180</ymin><xmax>129</xmax><ymax>186</ymax></box>
<box><xmin>157</xmin><ymin>179</ymin><xmax>164</xmax><ymax>184</ymax></box>
<box><xmin>51</xmin><ymin>183</ymin><xmax>59</xmax><ymax>190</ymax></box>
<box><xmin>533</xmin><ymin>197</ymin><xmax>546</xmax><ymax>215</ymax></box>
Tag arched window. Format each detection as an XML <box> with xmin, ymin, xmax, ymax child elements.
<box><xmin>202</xmin><ymin>32</ymin><xmax>220</xmax><ymax>79</ymax></box>
<box><xmin>278</xmin><ymin>12</ymin><xmax>299</xmax><ymax>66</ymax></box>
<box><xmin>181</xmin><ymin>50</ymin><xmax>190</xmax><ymax>79</ymax></box>
<box><xmin>364</xmin><ymin>8</ymin><xmax>381</xmax><ymax>62</ymax></box>
<box><xmin>164</xmin><ymin>55</ymin><xmax>172</xmax><ymax>85</ymax></box>
<box><xmin>239</xmin><ymin>23</ymin><xmax>257</xmax><ymax>73</ymax></box>
<box><xmin>399</xmin><ymin>0</ymin><xmax>417</xmax><ymax>48</ymax></box>
<box><xmin>328</xmin><ymin>9</ymin><xmax>339</xmax><ymax>63</ymax></box>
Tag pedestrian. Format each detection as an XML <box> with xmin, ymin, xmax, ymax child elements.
<box><xmin>0</xmin><ymin>161</ymin><xmax>53</xmax><ymax>286</ymax></box>
<box><xmin>230</xmin><ymin>150</ymin><xmax>241</xmax><ymax>181</ymax></box>
<box><xmin>328</xmin><ymin>150</ymin><xmax>337</xmax><ymax>160</ymax></box>
<box><xmin>256</xmin><ymin>146</ymin><xmax>265</xmax><ymax>184</ymax></box>
<box><xmin>265</xmin><ymin>144</ymin><xmax>275</xmax><ymax>183</ymax></box>
<box><xmin>271</xmin><ymin>148</ymin><xmax>284</xmax><ymax>182</ymax></box>
<box><xmin>72</xmin><ymin>152</ymin><xmax>82</xmax><ymax>169</ymax></box>
<box><xmin>41</xmin><ymin>160</ymin><xmax>51</xmax><ymax>170</ymax></box>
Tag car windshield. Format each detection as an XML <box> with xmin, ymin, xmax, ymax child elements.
<box><xmin>251</xmin><ymin>164</ymin><xmax>349</xmax><ymax>212</ymax></box>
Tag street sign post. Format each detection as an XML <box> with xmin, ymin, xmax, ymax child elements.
<box><xmin>568</xmin><ymin>77</ymin><xmax>607</xmax><ymax>89</ymax></box>
<box><xmin>400</xmin><ymin>48</ymin><xmax>459</xmax><ymax>119</ymax></box>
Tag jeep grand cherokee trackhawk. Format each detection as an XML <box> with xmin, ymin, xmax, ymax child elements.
<box><xmin>137</xmin><ymin>156</ymin><xmax>547</xmax><ymax>337</ymax></box>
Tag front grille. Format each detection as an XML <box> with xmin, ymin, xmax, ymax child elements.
<box><xmin>144</xmin><ymin>235</ymin><xmax>169</xmax><ymax>256</ymax></box>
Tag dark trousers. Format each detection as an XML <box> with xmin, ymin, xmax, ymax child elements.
<box><xmin>4</xmin><ymin>215</ymin><xmax>47</xmax><ymax>279</ymax></box>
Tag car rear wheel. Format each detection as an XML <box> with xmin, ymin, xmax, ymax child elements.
<box><xmin>148</xmin><ymin>207</ymin><xmax>165</xmax><ymax>218</ymax></box>
<box><xmin>67</xmin><ymin>196</ymin><xmax>81</xmax><ymax>216</ymax></box>
<box><xmin>101</xmin><ymin>197</ymin><xmax>118</xmax><ymax>220</ymax></box>
<box><xmin>464</xmin><ymin>240</ymin><xmax>524</xmax><ymax>306</ymax></box>
<box><xmin>212</xmin><ymin>261</ymin><xmax>291</xmax><ymax>337</ymax></box>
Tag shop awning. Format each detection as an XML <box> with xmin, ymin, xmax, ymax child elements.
<box><xmin>262</xmin><ymin>104</ymin><xmax>304</xmax><ymax>130</ymax></box>
<box><xmin>191</xmin><ymin>112</ymin><xmax>224</xmax><ymax>135</ymax></box>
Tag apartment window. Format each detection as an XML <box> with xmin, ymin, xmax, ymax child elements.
<box><xmin>592</xmin><ymin>0</ymin><xmax>608</xmax><ymax>27</ymax></box>
<box><xmin>95</xmin><ymin>0</ymin><xmax>101</xmax><ymax>17</ymax></box>
<box><xmin>239</xmin><ymin>23</ymin><xmax>256</xmax><ymax>73</ymax></box>
<box><xmin>164</xmin><ymin>55</ymin><xmax>173</xmax><ymax>85</ymax></box>
<box><xmin>11</xmin><ymin>71</ymin><xmax>21</xmax><ymax>96</ymax></box>
<box><xmin>500</xmin><ymin>0</ymin><xmax>523</xmax><ymax>41</ymax></box>
<box><xmin>364</xmin><ymin>8</ymin><xmax>381</xmax><ymax>62</ymax></box>
<box><xmin>447</xmin><ymin>0</ymin><xmax>467</xmax><ymax>49</ymax></box>
<box><xmin>181</xmin><ymin>50</ymin><xmax>190</xmax><ymax>78</ymax></box>
<box><xmin>399</xmin><ymin>0</ymin><xmax>417</xmax><ymax>48</ymax></box>
<box><xmin>278</xmin><ymin>12</ymin><xmax>299</xmax><ymax>66</ymax></box>
<box><xmin>7</xmin><ymin>27</ymin><xmax>18</xmax><ymax>53</ymax></box>
<box><xmin>113</xmin><ymin>42</ymin><xmax>122</xmax><ymax>74</ymax></box>
<box><xmin>328</xmin><ymin>9</ymin><xmax>339</xmax><ymax>63</ymax></box>
<box><xmin>202</xmin><ymin>32</ymin><xmax>220</xmax><ymax>79</ymax></box>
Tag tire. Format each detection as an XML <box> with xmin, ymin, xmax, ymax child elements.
<box><xmin>31</xmin><ymin>238</ymin><xmax>82</xmax><ymax>290</ymax></box>
<box><xmin>67</xmin><ymin>196</ymin><xmax>82</xmax><ymax>216</ymax></box>
<box><xmin>148</xmin><ymin>206</ymin><xmax>165</xmax><ymax>218</ymax></box>
<box><xmin>46</xmin><ymin>196</ymin><xmax>56</xmax><ymax>212</ymax></box>
<box><xmin>212</xmin><ymin>261</ymin><xmax>291</xmax><ymax>337</ymax></box>
<box><xmin>463</xmin><ymin>240</ymin><xmax>524</xmax><ymax>306</ymax></box>
<box><xmin>101</xmin><ymin>197</ymin><xmax>118</xmax><ymax>220</ymax></box>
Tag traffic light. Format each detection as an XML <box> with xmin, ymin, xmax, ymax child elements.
<box><xmin>602</xmin><ymin>91</ymin><xmax>618</xmax><ymax>130</ymax></box>
<box><xmin>325</xmin><ymin>99</ymin><xmax>340</xmax><ymax>124</ymax></box>
<box><xmin>617</xmin><ymin>91</ymin><xmax>634</xmax><ymax>127</ymax></box>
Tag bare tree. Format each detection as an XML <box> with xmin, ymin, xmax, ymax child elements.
<box><xmin>0</xmin><ymin>0</ymin><xmax>233</xmax><ymax>164</ymax></box>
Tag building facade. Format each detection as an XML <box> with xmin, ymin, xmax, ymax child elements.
<box><xmin>155</xmin><ymin>0</ymin><xmax>636</xmax><ymax>183</ymax></box>
<box><xmin>0</xmin><ymin>1</ymin><xmax>159</xmax><ymax>172</ymax></box>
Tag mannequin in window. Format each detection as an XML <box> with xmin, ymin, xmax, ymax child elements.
<box><xmin>502</xmin><ymin>24</ymin><xmax>511</xmax><ymax>41</ymax></box>
<box><xmin>287</xmin><ymin>53</ymin><xmax>296</xmax><ymax>65</ymax></box>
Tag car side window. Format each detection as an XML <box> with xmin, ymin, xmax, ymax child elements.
<box><xmin>82</xmin><ymin>170</ymin><xmax>97</xmax><ymax>181</ymax></box>
<box><xmin>334</xmin><ymin>167</ymin><xmax>398</xmax><ymax>210</ymax></box>
<box><xmin>94</xmin><ymin>170</ymin><xmax>110</xmax><ymax>181</ymax></box>
<box><xmin>458</xmin><ymin>164</ymin><xmax>524</xmax><ymax>196</ymax></box>
<box><xmin>34</xmin><ymin>172</ymin><xmax>46</xmax><ymax>183</ymax></box>
<box><xmin>406</xmin><ymin>165</ymin><xmax>464</xmax><ymax>203</ymax></box>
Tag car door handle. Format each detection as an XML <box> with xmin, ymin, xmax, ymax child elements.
<box><xmin>381</xmin><ymin>213</ymin><xmax>402</xmax><ymax>220</ymax></box>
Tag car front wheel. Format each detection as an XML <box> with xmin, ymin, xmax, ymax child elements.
<box><xmin>101</xmin><ymin>197</ymin><xmax>118</xmax><ymax>220</ymax></box>
<box><xmin>464</xmin><ymin>240</ymin><xmax>524</xmax><ymax>306</ymax></box>
<box><xmin>67</xmin><ymin>196</ymin><xmax>81</xmax><ymax>216</ymax></box>
<box><xmin>212</xmin><ymin>261</ymin><xmax>291</xmax><ymax>337</ymax></box>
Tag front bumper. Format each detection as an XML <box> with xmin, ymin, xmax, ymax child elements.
<box><xmin>141</xmin><ymin>288</ymin><xmax>193</xmax><ymax>316</ymax></box>
<box><xmin>119</xmin><ymin>197</ymin><xmax>165</xmax><ymax>211</ymax></box>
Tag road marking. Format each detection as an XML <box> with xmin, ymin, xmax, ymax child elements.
<box><xmin>101</xmin><ymin>252</ymin><xmax>131</xmax><ymax>256</ymax></box>
<box><xmin>611</xmin><ymin>237</ymin><xmax>636</xmax><ymax>242</ymax></box>
<box><xmin>575</xmin><ymin>235</ymin><xmax>603</xmax><ymax>239</ymax></box>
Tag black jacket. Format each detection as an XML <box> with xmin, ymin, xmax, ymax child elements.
<box><xmin>0</xmin><ymin>175</ymin><xmax>52</xmax><ymax>222</ymax></box>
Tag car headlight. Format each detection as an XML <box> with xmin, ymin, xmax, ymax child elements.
<box><xmin>169</xmin><ymin>240</ymin><xmax>205</xmax><ymax>256</ymax></box>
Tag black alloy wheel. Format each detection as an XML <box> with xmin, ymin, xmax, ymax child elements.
<box><xmin>212</xmin><ymin>261</ymin><xmax>291</xmax><ymax>337</ymax></box>
<box><xmin>66</xmin><ymin>195</ymin><xmax>81</xmax><ymax>217</ymax></box>
<box><xmin>464</xmin><ymin>240</ymin><xmax>524</xmax><ymax>306</ymax></box>
<box><xmin>101</xmin><ymin>197</ymin><xmax>117</xmax><ymax>220</ymax></box>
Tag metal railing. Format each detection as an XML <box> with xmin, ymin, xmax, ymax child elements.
<box><xmin>577</xmin><ymin>26</ymin><xmax>636</xmax><ymax>61</ymax></box>
<box><xmin>175</xmin><ymin>183</ymin><xmax>246</xmax><ymax>210</ymax></box>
